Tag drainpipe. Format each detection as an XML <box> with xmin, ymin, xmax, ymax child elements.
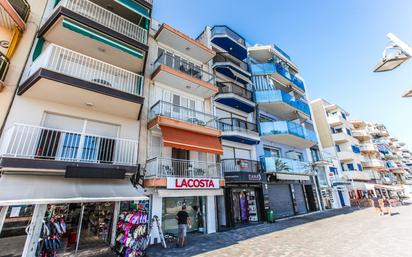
<box><xmin>313</xmin><ymin>174</ymin><xmax>324</xmax><ymax>212</ymax></box>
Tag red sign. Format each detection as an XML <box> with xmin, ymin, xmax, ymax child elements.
<box><xmin>167</xmin><ymin>178</ymin><xmax>220</xmax><ymax>189</ymax></box>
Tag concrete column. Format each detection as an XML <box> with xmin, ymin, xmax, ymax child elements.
<box><xmin>206</xmin><ymin>195</ymin><xmax>216</xmax><ymax>234</ymax></box>
<box><xmin>150</xmin><ymin>194</ymin><xmax>163</xmax><ymax>244</ymax></box>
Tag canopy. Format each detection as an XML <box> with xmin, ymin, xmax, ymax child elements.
<box><xmin>160</xmin><ymin>126</ymin><xmax>223</xmax><ymax>155</ymax></box>
<box><xmin>0</xmin><ymin>174</ymin><xmax>148</xmax><ymax>206</ymax></box>
<box><xmin>276</xmin><ymin>173</ymin><xmax>310</xmax><ymax>181</ymax></box>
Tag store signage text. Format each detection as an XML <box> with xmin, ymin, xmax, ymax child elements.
<box><xmin>167</xmin><ymin>178</ymin><xmax>220</xmax><ymax>189</ymax></box>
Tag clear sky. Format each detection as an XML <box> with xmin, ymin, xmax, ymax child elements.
<box><xmin>153</xmin><ymin>0</ymin><xmax>412</xmax><ymax>146</ymax></box>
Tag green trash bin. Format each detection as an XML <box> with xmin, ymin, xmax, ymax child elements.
<box><xmin>265</xmin><ymin>208</ymin><xmax>275</xmax><ymax>223</ymax></box>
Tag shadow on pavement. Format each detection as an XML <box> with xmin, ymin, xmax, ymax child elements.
<box><xmin>146</xmin><ymin>207</ymin><xmax>363</xmax><ymax>257</ymax></box>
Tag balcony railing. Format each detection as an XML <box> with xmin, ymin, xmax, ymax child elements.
<box><xmin>48</xmin><ymin>0</ymin><xmax>148</xmax><ymax>45</ymax></box>
<box><xmin>211</xmin><ymin>25</ymin><xmax>246</xmax><ymax>46</ymax></box>
<box><xmin>216</xmin><ymin>82</ymin><xmax>253</xmax><ymax>101</ymax></box>
<box><xmin>250</xmin><ymin>62</ymin><xmax>305</xmax><ymax>92</ymax></box>
<box><xmin>0</xmin><ymin>52</ymin><xmax>10</xmax><ymax>82</ymax></box>
<box><xmin>362</xmin><ymin>159</ymin><xmax>385</xmax><ymax>168</ymax></box>
<box><xmin>149</xmin><ymin>100</ymin><xmax>218</xmax><ymax>129</ymax></box>
<box><xmin>145</xmin><ymin>157</ymin><xmax>222</xmax><ymax>179</ymax></box>
<box><xmin>260</xmin><ymin>156</ymin><xmax>312</xmax><ymax>175</ymax></box>
<box><xmin>9</xmin><ymin>0</ymin><xmax>30</xmax><ymax>22</ymax></box>
<box><xmin>218</xmin><ymin>118</ymin><xmax>258</xmax><ymax>134</ymax></box>
<box><xmin>221</xmin><ymin>159</ymin><xmax>260</xmax><ymax>173</ymax></box>
<box><xmin>360</xmin><ymin>143</ymin><xmax>377</xmax><ymax>152</ymax></box>
<box><xmin>0</xmin><ymin>124</ymin><xmax>138</xmax><ymax>166</ymax></box>
<box><xmin>260</xmin><ymin>121</ymin><xmax>317</xmax><ymax>143</ymax></box>
<box><xmin>213</xmin><ymin>54</ymin><xmax>249</xmax><ymax>71</ymax></box>
<box><xmin>254</xmin><ymin>89</ymin><xmax>310</xmax><ymax>115</ymax></box>
<box><xmin>153</xmin><ymin>52</ymin><xmax>216</xmax><ymax>85</ymax></box>
<box><xmin>23</xmin><ymin>44</ymin><xmax>144</xmax><ymax>96</ymax></box>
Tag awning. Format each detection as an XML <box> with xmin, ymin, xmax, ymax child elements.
<box><xmin>0</xmin><ymin>175</ymin><xmax>148</xmax><ymax>206</ymax></box>
<box><xmin>276</xmin><ymin>173</ymin><xmax>310</xmax><ymax>181</ymax></box>
<box><xmin>160</xmin><ymin>126</ymin><xmax>223</xmax><ymax>155</ymax></box>
<box><xmin>115</xmin><ymin>0</ymin><xmax>151</xmax><ymax>20</ymax></box>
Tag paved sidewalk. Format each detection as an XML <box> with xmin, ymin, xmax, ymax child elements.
<box><xmin>146</xmin><ymin>206</ymin><xmax>412</xmax><ymax>257</ymax></box>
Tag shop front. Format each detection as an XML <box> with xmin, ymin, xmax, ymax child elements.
<box><xmin>0</xmin><ymin>174</ymin><xmax>149</xmax><ymax>257</ymax></box>
<box><xmin>222</xmin><ymin>171</ymin><xmax>265</xmax><ymax>228</ymax></box>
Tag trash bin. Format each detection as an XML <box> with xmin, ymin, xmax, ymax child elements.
<box><xmin>265</xmin><ymin>209</ymin><xmax>275</xmax><ymax>223</ymax></box>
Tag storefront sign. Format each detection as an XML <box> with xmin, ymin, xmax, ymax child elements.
<box><xmin>167</xmin><ymin>178</ymin><xmax>220</xmax><ymax>189</ymax></box>
<box><xmin>224</xmin><ymin>172</ymin><xmax>266</xmax><ymax>183</ymax></box>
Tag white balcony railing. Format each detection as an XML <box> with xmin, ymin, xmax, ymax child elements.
<box><xmin>47</xmin><ymin>0</ymin><xmax>148</xmax><ymax>45</ymax></box>
<box><xmin>145</xmin><ymin>157</ymin><xmax>222</xmax><ymax>179</ymax></box>
<box><xmin>0</xmin><ymin>123</ymin><xmax>138</xmax><ymax>166</ymax></box>
<box><xmin>23</xmin><ymin>44</ymin><xmax>144</xmax><ymax>96</ymax></box>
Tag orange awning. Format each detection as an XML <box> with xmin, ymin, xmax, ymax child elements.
<box><xmin>160</xmin><ymin>126</ymin><xmax>223</xmax><ymax>155</ymax></box>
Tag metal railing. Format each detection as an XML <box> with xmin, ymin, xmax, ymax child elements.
<box><xmin>23</xmin><ymin>44</ymin><xmax>144</xmax><ymax>96</ymax></box>
<box><xmin>221</xmin><ymin>159</ymin><xmax>260</xmax><ymax>173</ymax></box>
<box><xmin>213</xmin><ymin>54</ymin><xmax>249</xmax><ymax>71</ymax></box>
<box><xmin>0</xmin><ymin>52</ymin><xmax>10</xmax><ymax>82</ymax></box>
<box><xmin>211</xmin><ymin>25</ymin><xmax>246</xmax><ymax>46</ymax></box>
<box><xmin>145</xmin><ymin>157</ymin><xmax>222</xmax><ymax>179</ymax></box>
<box><xmin>218</xmin><ymin>118</ymin><xmax>258</xmax><ymax>134</ymax></box>
<box><xmin>216</xmin><ymin>82</ymin><xmax>253</xmax><ymax>101</ymax></box>
<box><xmin>260</xmin><ymin>156</ymin><xmax>313</xmax><ymax>175</ymax></box>
<box><xmin>9</xmin><ymin>0</ymin><xmax>30</xmax><ymax>22</ymax></box>
<box><xmin>149</xmin><ymin>100</ymin><xmax>218</xmax><ymax>129</ymax></box>
<box><xmin>48</xmin><ymin>0</ymin><xmax>148</xmax><ymax>45</ymax></box>
<box><xmin>362</xmin><ymin>159</ymin><xmax>385</xmax><ymax>168</ymax></box>
<box><xmin>254</xmin><ymin>88</ymin><xmax>311</xmax><ymax>115</ymax></box>
<box><xmin>260</xmin><ymin>121</ymin><xmax>317</xmax><ymax>143</ymax></box>
<box><xmin>0</xmin><ymin>124</ymin><xmax>138</xmax><ymax>166</ymax></box>
<box><xmin>153</xmin><ymin>52</ymin><xmax>216</xmax><ymax>85</ymax></box>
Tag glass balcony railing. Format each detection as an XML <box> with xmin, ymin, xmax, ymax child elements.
<box><xmin>216</xmin><ymin>82</ymin><xmax>253</xmax><ymax>101</ymax></box>
<box><xmin>211</xmin><ymin>25</ymin><xmax>246</xmax><ymax>46</ymax></box>
<box><xmin>260</xmin><ymin>121</ymin><xmax>317</xmax><ymax>143</ymax></box>
<box><xmin>149</xmin><ymin>100</ymin><xmax>218</xmax><ymax>129</ymax></box>
<box><xmin>260</xmin><ymin>156</ymin><xmax>312</xmax><ymax>175</ymax></box>
<box><xmin>154</xmin><ymin>52</ymin><xmax>216</xmax><ymax>85</ymax></box>
<box><xmin>213</xmin><ymin>54</ymin><xmax>249</xmax><ymax>71</ymax></box>
<box><xmin>218</xmin><ymin>118</ymin><xmax>258</xmax><ymax>134</ymax></box>
<box><xmin>221</xmin><ymin>159</ymin><xmax>260</xmax><ymax>173</ymax></box>
<box><xmin>250</xmin><ymin>62</ymin><xmax>305</xmax><ymax>92</ymax></box>
<box><xmin>273</xmin><ymin>44</ymin><xmax>291</xmax><ymax>61</ymax></box>
<box><xmin>8</xmin><ymin>0</ymin><xmax>30</xmax><ymax>22</ymax></box>
<box><xmin>0</xmin><ymin>52</ymin><xmax>10</xmax><ymax>82</ymax></box>
<box><xmin>254</xmin><ymin>89</ymin><xmax>311</xmax><ymax>115</ymax></box>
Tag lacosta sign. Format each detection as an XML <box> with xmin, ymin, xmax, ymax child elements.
<box><xmin>167</xmin><ymin>178</ymin><xmax>220</xmax><ymax>189</ymax></box>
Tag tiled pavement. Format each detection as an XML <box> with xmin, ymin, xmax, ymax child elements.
<box><xmin>146</xmin><ymin>206</ymin><xmax>412</xmax><ymax>257</ymax></box>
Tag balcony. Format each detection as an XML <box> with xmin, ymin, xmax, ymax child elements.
<box><xmin>341</xmin><ymin>170</ymin><xmax>371</xmax><ymax>181</ymax></box>
<box><xmin>250</xmin><ymin>62</ymin><xmax>305</xmax><ymax>93</ymax></box>
<box><xmin>248</xmin><ymin>44</ymin><xmax>298</xmax><ymax>73</ymax></box>
<box><xmin>144</xmin><ymin>157</ymin><xmax>223</xmax><ymax>187</ymax></box>
<box><xmin>151</xmin><ymin>52</ymin><xmax>217</xmax><ymax>98</ymax></box>
<box><xmin>260</xmin><ymin>121</ymin><xmax>317</xmax><ymax>148</ymax></box>
<box><xmin>218</xmin><ymin>118</ymin><xmax>260</xmax><ymax>145</ymax></box>
<box><xmin>212</xmin><ymin>54</ymin><xmax>251</xmax><ymax>85</ymax></box>
<box><xmin>260</xmin><ymin>156</ymin><xmax>312</xmax><ymax>175</ymax></box>
<box><xmin>327</xmin><ymin>114</ymin><xmax>347</xmax><ymax>127</ymax></box>
<box><xmin>210</xmin><ymin>25</ymin><xmax>247</xmax><ymax>61</ymax></box>
<box><xmin>352</xmin><ymin>129</ymin><xmax>371</xmax><ymax>140</ymax></box>
<box><xmin>0</xmin><ymin>123</ymin><xmax>138</xmax><ymax>174</ymax></box>
<box><xmin>0</xmin><ymin>52</ymin><xmax>9</xmax><ymax>88</ymax></box>
<box><xmin>0</xmin><ymin>0</ymin><xmax>30</xmax><ymax>30</ymax></box>
<box><xmin>255</xmin><ymin>89</ymin><xmax>311</xmax><ymax>120</ymax></box>
<box><xmin>332</xmin><ymin>132</ymin><xmax>352</xmax><ymax>143</ymax></box>
<box><xmin>362</xmin><ymin>159</ymin><xmax>385</xmax><ymax>169</ymax></box>
<box><xmin>214</xmin><ymin>82</ymin><xmax>255</xmax><ymax>113</ymax></box>
<box><xmin>39</xmin><ymin>0</ymin><xmax>149</xmax><ymax>72</ymax></box>
<box><xmin>360</xmin><ymin>143</ymin><xmax>378</xmax><ymax>153</ymax></box>
<box><xmin>221</xmin><ymin>159</ymin><xmax>260</xmax><ymax>173</ymax></box>
<box><xmin>337</xmin><ymin>151</ymin><xmax>359</xmax><ymax>161</ymax></box>
<box><xmin>19</xmin><ymin>44</ymin><xmax>144</xmax><ymax>119</ymax></box>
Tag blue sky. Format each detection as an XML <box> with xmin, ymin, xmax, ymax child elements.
<box><xmin>153</xmin><ymin>0</ymin><xmax>412</xmax><ymax>146</ymax></box>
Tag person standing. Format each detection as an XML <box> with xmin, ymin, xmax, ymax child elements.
<box><xmin>176</xmin><ymin>205</ymin><xmax>191</xmax><ymax>248</ymax></box>
<box><xmin>384</xmin><ymin>197</ymin><xmax>392</xmax><ymax>216</ymax></box>
<box><xmin>372</xmin><ymin>196</ymin><xmax>383</xmax><ymax>216</ymax></box>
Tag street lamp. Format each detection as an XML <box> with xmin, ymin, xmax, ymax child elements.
<box><xmin>374</xmin><ymin>33</ymin><xmax>412</xmax><ymax>97</ymax></box>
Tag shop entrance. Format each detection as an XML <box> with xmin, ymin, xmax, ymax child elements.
<box><xmin>162</xmin><ymin>197</ymin><xmax>207</xmax><ymax>236</ymax></box>
<box><xmin>231</xmin><ymin>188</ymin><xmax>258</xmax><ymax>224</ymax></box>
<box><xmin>0</xmin><ymin>205</ymin><xmax>35</xmax><ymax>257</ymax></box>
<box><xmin>304</xmin><ymin>185</ymin><xmax>318</xmax><ymax>212</ymax></box>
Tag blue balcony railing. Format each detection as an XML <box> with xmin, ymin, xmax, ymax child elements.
<box><xmin>260</xmin><ymin>156</ymin><xmax>312</xmax><ymax>175</ymax></box>
<box><xmin>273</xmin><ymin>44</ymin><xmax>291</xmax><ymax>61</ymax></box>
<box><xmin>254</xmin><ymin>89</ymin><xmax>310</xmax><ymax>116</ymax></box>
<box><xmin>250</xmin><ymin>62</ymin><xmax>305</xmax><ymax>92</ymax></box>
<box><xmin>260</xmin><ymin>121</ymin><xmax>317</xmax><ymax>143</ymax></box>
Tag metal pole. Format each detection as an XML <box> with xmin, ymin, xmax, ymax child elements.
<box><xmin>75</xmin><ymin>204</ymin><xmax>85</xmax><ymax>254</ymax></box>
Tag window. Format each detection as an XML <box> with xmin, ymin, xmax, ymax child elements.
<box><xmin>347</xmin><ymin>163</ymin><xmax>354</xmax><ymax>171</ymax></box>
<box><xmin>335</xmin><ymin>144</ymin><xmax>341</xmax><ymax>152</ymax></box>
<box><xmin>346</xmin><ymin>128</ymin><xmax>352</xmax><ymax>136</ymax></box>
<box><xmin>259</xmin><ymin>115</ymin><xmax>273</xmax><ymax>123</ymax></box>
<box><xmin>263</xmin><ymin>146</ymin><xmax>280</xmax><ymax>158</ymax></box>
<box><xmin>286</xmin><ymin>151</ymin><xmax>304</xmax><ymax>161</ymax></box>
<box><xmin>311</xmin><ymin>148</ymin><xmax>321</xmax><ymax>162</ymax></box>
<box><xmin>341</xmin><ymin>112</ymin><xmax>347</xmax><ymax>120</ymax></box>
<box><xmin>351</xmin><ymin>145</ymin><xmax>360</xmax><ymax>153</ymax></box>
<box><xmin>357</xmin><ymin>163</ymin><xmax>363</xmax><ymax>171</ymax></box>
<box><xmin>329</xmin><ymin>167</ymin><xmax>338</xmax><ymax>175</ymax></box>
<box><xmin>341</xmin><ymin>163</ymin><xmax>345</xmax><ymax>171</ymax></box>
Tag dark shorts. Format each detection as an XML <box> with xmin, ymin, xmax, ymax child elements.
<box><xmin>178</xmin><ymin>224</ymin><xmax>187</xmax><ymax>237</ymax></box>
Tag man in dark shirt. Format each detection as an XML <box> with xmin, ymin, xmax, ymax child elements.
<box><xmin>176</xmin><ymin>205</ymin><xmax>191</xmax><ymax>247</ymax></box>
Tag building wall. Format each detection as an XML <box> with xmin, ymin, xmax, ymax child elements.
<box><xmin>310</xmin><ymin>99</ymin><xmax>334</xmax><ymax>149</ymax></box>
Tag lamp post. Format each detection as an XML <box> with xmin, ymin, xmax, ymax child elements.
<box><xmin>374</xmin><ymin>33</ymin><xmax>412</xmax><ymax>97</ymax></box>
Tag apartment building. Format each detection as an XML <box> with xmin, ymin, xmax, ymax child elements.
<box><xmin>197</xmin><ymin>25</ymin><xmax>264</xmax><ymax>230</ymax></box>
<box><xmin>0</xmin><ymin>0</ymin><xmax>153</xmax><ymax>256</ymax></box>
<box><xmin>249</xmin><ymin>44</ymin><xmax>322</xmax><ymax>218</ymax></box>
<box><xmin>142</xmin><ymin>21</ymin><xmax>224</xmax><ymax>241</ymax></box>
<box><xmin>0</xmin><ymin>0</ymin><xmax>32</xmax><ymax>128</ymax></box>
